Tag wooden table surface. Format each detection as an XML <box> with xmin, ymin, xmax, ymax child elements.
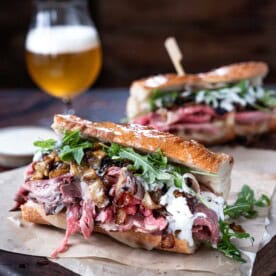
<box><xmin>0</xmin><ymin>89</ymin><xmax>275</xmax><ymax>276</ymax></box>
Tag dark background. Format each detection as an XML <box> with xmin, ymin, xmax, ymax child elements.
<box><xmin>2</xmin><ymin>0</ymin><xmax>276</xmax><ymax>88</ymax></box>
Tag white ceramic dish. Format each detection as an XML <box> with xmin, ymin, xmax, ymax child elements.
<box><xmin>0</xmin><ymin>126</ymin><xmax>57</xmax><ymax>167</ymax></box>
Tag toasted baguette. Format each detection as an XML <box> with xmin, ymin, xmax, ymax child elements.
<box><xmin>127</xmin><ymin>62</ymin><xmax>268</xmax><ymax>119</ymax></box>
<box><xmin>21</xmin><ymin>201</ymin><xmax>196</xmax><ymax>254</ymax></box>
<box><xmin>198</xmin><ymin>62</ymin><xmax>268</xmax><ymax>84</ymax></box>
<box><xmin>52</xmin><ymin>115</ymin><xmax>233</xmax><ymax>198</ymax></box>
<box><xmin>127</xmin><ymin>74</ymin><xmax>204</xmax><ymax>119</ymax></box>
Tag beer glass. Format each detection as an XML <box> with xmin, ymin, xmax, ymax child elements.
<box><xmin>25</xmin><ymin>0</ymin><xmax>102</xmax><ymax>113</ymax></box>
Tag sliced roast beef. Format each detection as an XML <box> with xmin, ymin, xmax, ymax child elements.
<box><xmin>51</xmin><ymin>204</ymin><xmax>81</xmax><ymax>258</ymax></box>
<box><xmin>133</xmin><ymin>105</ymin><xmax>219</xmax><ymax>133</ymax></box>
<box><xmin>96</xmin><ymin>206</ymin><xmax>114</xmax><ymax>224</ymax></box>
<box><xmin>11</xmin><ymin>186</ymin><xmax>30</xmax><ymax>211</ymax></box>
<box><xmin>79</xmin><ymin>199</ymin><xmax>96</xmax><ymax>239</ymax></box>
<box><xmin>12</xmin><ymin>173</ymin><xmax>80</xmax><ymax>215</ymax></box>
<box><xmin>192</xmin><ymin>204</ymin><xmax>219</xmax><ymax>244</ymax></box>
<box><xmin>104</xmin><ymin>166</ymin><xmax>121</xmax><ymax>186</ymax></box>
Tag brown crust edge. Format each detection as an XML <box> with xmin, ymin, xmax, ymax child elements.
<box><xmin>21</xmin><ymin>202</ymin><xmax>196</xmax><ymax>254</ymax></box>
<box><xmin>198</xmin><ymin>61</ymin><xmax>268</xmax><ymax>84</ymax></box>
<box><xmin>52</xmin><ymin>114</ymin><xmax>233</xmax><ymax>174</ymax></box>
<box><xmin>131</xmin><ymin>62</ymin><xmax>268</xmax><ymax>91</ymax></box>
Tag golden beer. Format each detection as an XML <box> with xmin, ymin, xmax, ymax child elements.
<box><xmin>25</xmin><ymin>26</ymin><xmax>102</xmax><ymax>99</ymax></box>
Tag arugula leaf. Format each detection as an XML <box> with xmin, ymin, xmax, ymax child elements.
<box><xmin>224</xmin><ymin>185</ymin><xmax>270</xmax><ymax>219</ymax></box>
<box><xmin>217</xmin><ymin>220</ymin><xmax>253</xmax><ymax>263</ymax></box>
<box><xmin>34</xmin><ymin>130</ymin><xmax>93</xmax><ymax>165</ymax></box>
<box><xmin>149</xmin><ymin>90</ymin><xmax>179</xmax><ymax>111</ymax></box>
<box><xmin>215</xmin><ymin>184</ymin><xmax>270</xmax><ymax>262</ymax></box>
<box><xmin>107</xmin><ymin>143</ymin><xmax>216</xmax><ymax>189</ymax></box>
<box><xmin>33</xmin><ymin>139</ymin><xmax>57</xmax><ymax>151</ymax></box>
<box><xmin>59</xmin><ymin>131</ymin><xmax>93</xmax><ymax>165</ymax></box>
<box><xmin>62</xmin><ymin>130</ymin><xmax>81</xmax><ymax>146</ymax></box>
<box><xmin>259</xmin><ymin>90</ymin><xmax>276</xmax><ymax>107</ymax></box>
<box><xmin>236</xmin><ymin>80</ymin><xmax>248</xmax><ymax>96</ymax></box>
<box><xmin>108</xmin><ymin>145</ymin><xmax>171</xmax><ymax>184</ymax></box>
<box><xmin>147</xmin><ymin>149</ymin><xmax>168</xmax><ymax>168</ymax></box>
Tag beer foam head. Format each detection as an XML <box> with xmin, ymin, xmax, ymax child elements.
<box><xmin>26</xmin><ymin>26</ymin><xmax>100</xmax><ymax>55</ymax></box>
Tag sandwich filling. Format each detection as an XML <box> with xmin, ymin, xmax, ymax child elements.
<box><xmin>132</xmin><ymin>79</ymin><xmax>276</xmax><ymax>134</ymax></box>
<box><xmin>12</xmin><ymin>130</ymin><xmax>224</xmax><ymax>257</ymax></box>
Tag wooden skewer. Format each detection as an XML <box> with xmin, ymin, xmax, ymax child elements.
<box><xmin>164</xmin><ymin>37</ymin><xmax>185</xmax><ymax>76</ymax></box>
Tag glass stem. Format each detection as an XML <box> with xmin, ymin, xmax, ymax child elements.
<box><xmin>63</xmin><ymin>98</ymin><xmax>75</xmax><ymax>115</ymax></box>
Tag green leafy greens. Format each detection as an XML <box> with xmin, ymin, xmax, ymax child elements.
<box><xmin>106</xmin><ymin>143</ymin><xmax>215</xmax><ymax>189</ymax></box>
<box><xmin>217</xmin><ymin>220</ymin><xmax>253</xmax><ymax>263</ymax></box>
<box><xmin>34</xmin><ymin>130</ymin><xmax>93</xmax><ymax>165</ymax></box>
<box><xmin>258</xmin><ymin>89</ymin><xmax>276</xmax><ymax>108</ymax></box>
<box><xmin>108</xmin><ymin>143</ymin><xmax>177</xmax><ymax>185</ymax></box>
<box><xmin>33</xmin><ymin>139</ymin><xmax>56</xmax><ymax>151</ymax></box>
<box><xmin>146</xmin><ymin>81</ymin><xmax>276</xmax><ymax>114</ymax></box>
<box><xmin>149</xmin><ymin>90</ymin><xmax>179</xmax><ymax>111</ymax></box>
<box><xmin>224</xmin><ymin>184</ymin><xmax>270</xmax><ymax>219</ymax></box>
<box><xmin>214</xmin><ymin>184</ymin><xmax>270</xmax><ymax>262</ymax></box>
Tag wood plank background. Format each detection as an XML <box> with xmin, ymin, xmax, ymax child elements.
<box><xmin>1</xmin><ymin>0</ymin><xmax>276</xmax><ymax>88</ymax></box>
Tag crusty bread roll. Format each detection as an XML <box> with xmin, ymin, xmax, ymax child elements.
<box><xmin>22</xmin><ymin>201</ymin><xmax>196</xmax><ymax>254</ymax></box>
<box><xmin>198</xmin><ymin>62</ymin><xmax>268</xmax><ymax>84</ymax></box>
<box><xmin>127</xmin><ymin>62</ymin><xmax>268</xmax><ymax>120</ymax></box>
<box><xmin>19</xmin><ymin>115</ymin><xmax>232</xmax><ymax>255</ymax></box>
<box><xmin>126</xmin><ymin>61</ymin><xmax>275</xmax><ymax>145</ymax></box>
<box><xmin>52</xmin><ymin>114</ymin><xmax>233</xmax><ymax>197</ymax></box>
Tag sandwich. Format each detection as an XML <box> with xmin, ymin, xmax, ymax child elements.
<box><xmin>127</xmin><ymin>62</ymin><xmax>276</xmax><ymax>144</ymax></box>
<box><xmin>12</xmin><ymin>114</ymin><xmax>237</xmax><ymax>259</ymax></box>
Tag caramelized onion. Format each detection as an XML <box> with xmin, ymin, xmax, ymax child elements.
<box><xmin>182</xmin><ymin>173</ymin><xmax>200</xmax><ymax>194</ymax></box>
<box><xmin>82</xmin><ymin>168</ymin><xmax>97</xmax><ymax>181</ymax></box>
<box><xmin>49</xmin><ymin>163</ymin><xmax>70</xmax><ymax>178</ymax></box>
<box><xmin>115</xmin><ymin>168</ymin><xmax>144</xmax><ymax>201</ymax></box>
<box><xmin>142</xmin><ymin>192</ymin><xmax>161</xmax><ymax>209</ymax></box>
<box><xmin>88</xmin><ymin>178</ymin><xmax>109</xmax><ymax>208</ymax></box>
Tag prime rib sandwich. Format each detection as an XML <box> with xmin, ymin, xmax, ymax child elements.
<box><xmin>12</xmin><ymin>114</ymin><xmax>233</xmax><ymax>258</ymax></box>
<box><xmin>127</xmin><ymin>62</ymin><xmax>276</xmax><ymax>144</ymax></box>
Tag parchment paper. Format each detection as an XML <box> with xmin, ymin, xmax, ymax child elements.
<box><xmin>0</xmin><ymin>147</ymin><xmax>275</xmax><ymax>276</ymax></box>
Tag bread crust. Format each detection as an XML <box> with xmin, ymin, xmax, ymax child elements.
<box><xmin>198</xmin><ymin>62</ymin><xmax>268</xmax><ymax>84</ymax></box>
<box><xmin>53</xmin><ymin>115</ymin><xmax>231</xmax><ymax>174</ymax></box>
<box><xmin>129</xmin><ymin>62</ymin><xmax>268</xmax><ymax>95</ymax></box>
<box><xmin>52</xmin><ymin>114</ymin><xmax>233</xmax><ymax>197</ymax></box>
<box><xmin>21</xmin><ymin>202</ymin><xmax>196</xmax><ymax>254</ymax></box>
<box><xmin>126</xmin><ymin>62</ymin><xmax>268</xmax><ymax>120</ymax></box>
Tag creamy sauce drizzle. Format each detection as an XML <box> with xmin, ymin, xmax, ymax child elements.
<box><xmin>160</xmin><ymin>186</ymin><xmax>206</xmax><ymax>247</ymax></box>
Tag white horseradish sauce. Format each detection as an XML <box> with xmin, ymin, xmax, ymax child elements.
<box><xmin>160</xmin><ymin>184</ymin><xmax>225</xmax><ymax>246</ymax></box>
<box><xmin>160</xmin><ymin>186</ymin><xmax>206</xmax><ymax>247</ymax></box>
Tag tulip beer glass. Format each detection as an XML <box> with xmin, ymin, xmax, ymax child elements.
<box><xmin>26</xmin><ymin>0</ymin><xmax>102</xmax><ymax>112</ymax></box>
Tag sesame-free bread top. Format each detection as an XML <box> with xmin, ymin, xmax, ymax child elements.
<box><xmin>52</xmin><ymin>115</ymin><xmax>233</xmax><ymax>197</ymax></box>
<box><xmin>198</xmin><ymin>61</ymin><xmax>268</xmax><ymax>84</ymax></box>
<box><xmin>127</xmin><ymin>62</ymin><xmax>268</xmax><ymax>119</ymax></box>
